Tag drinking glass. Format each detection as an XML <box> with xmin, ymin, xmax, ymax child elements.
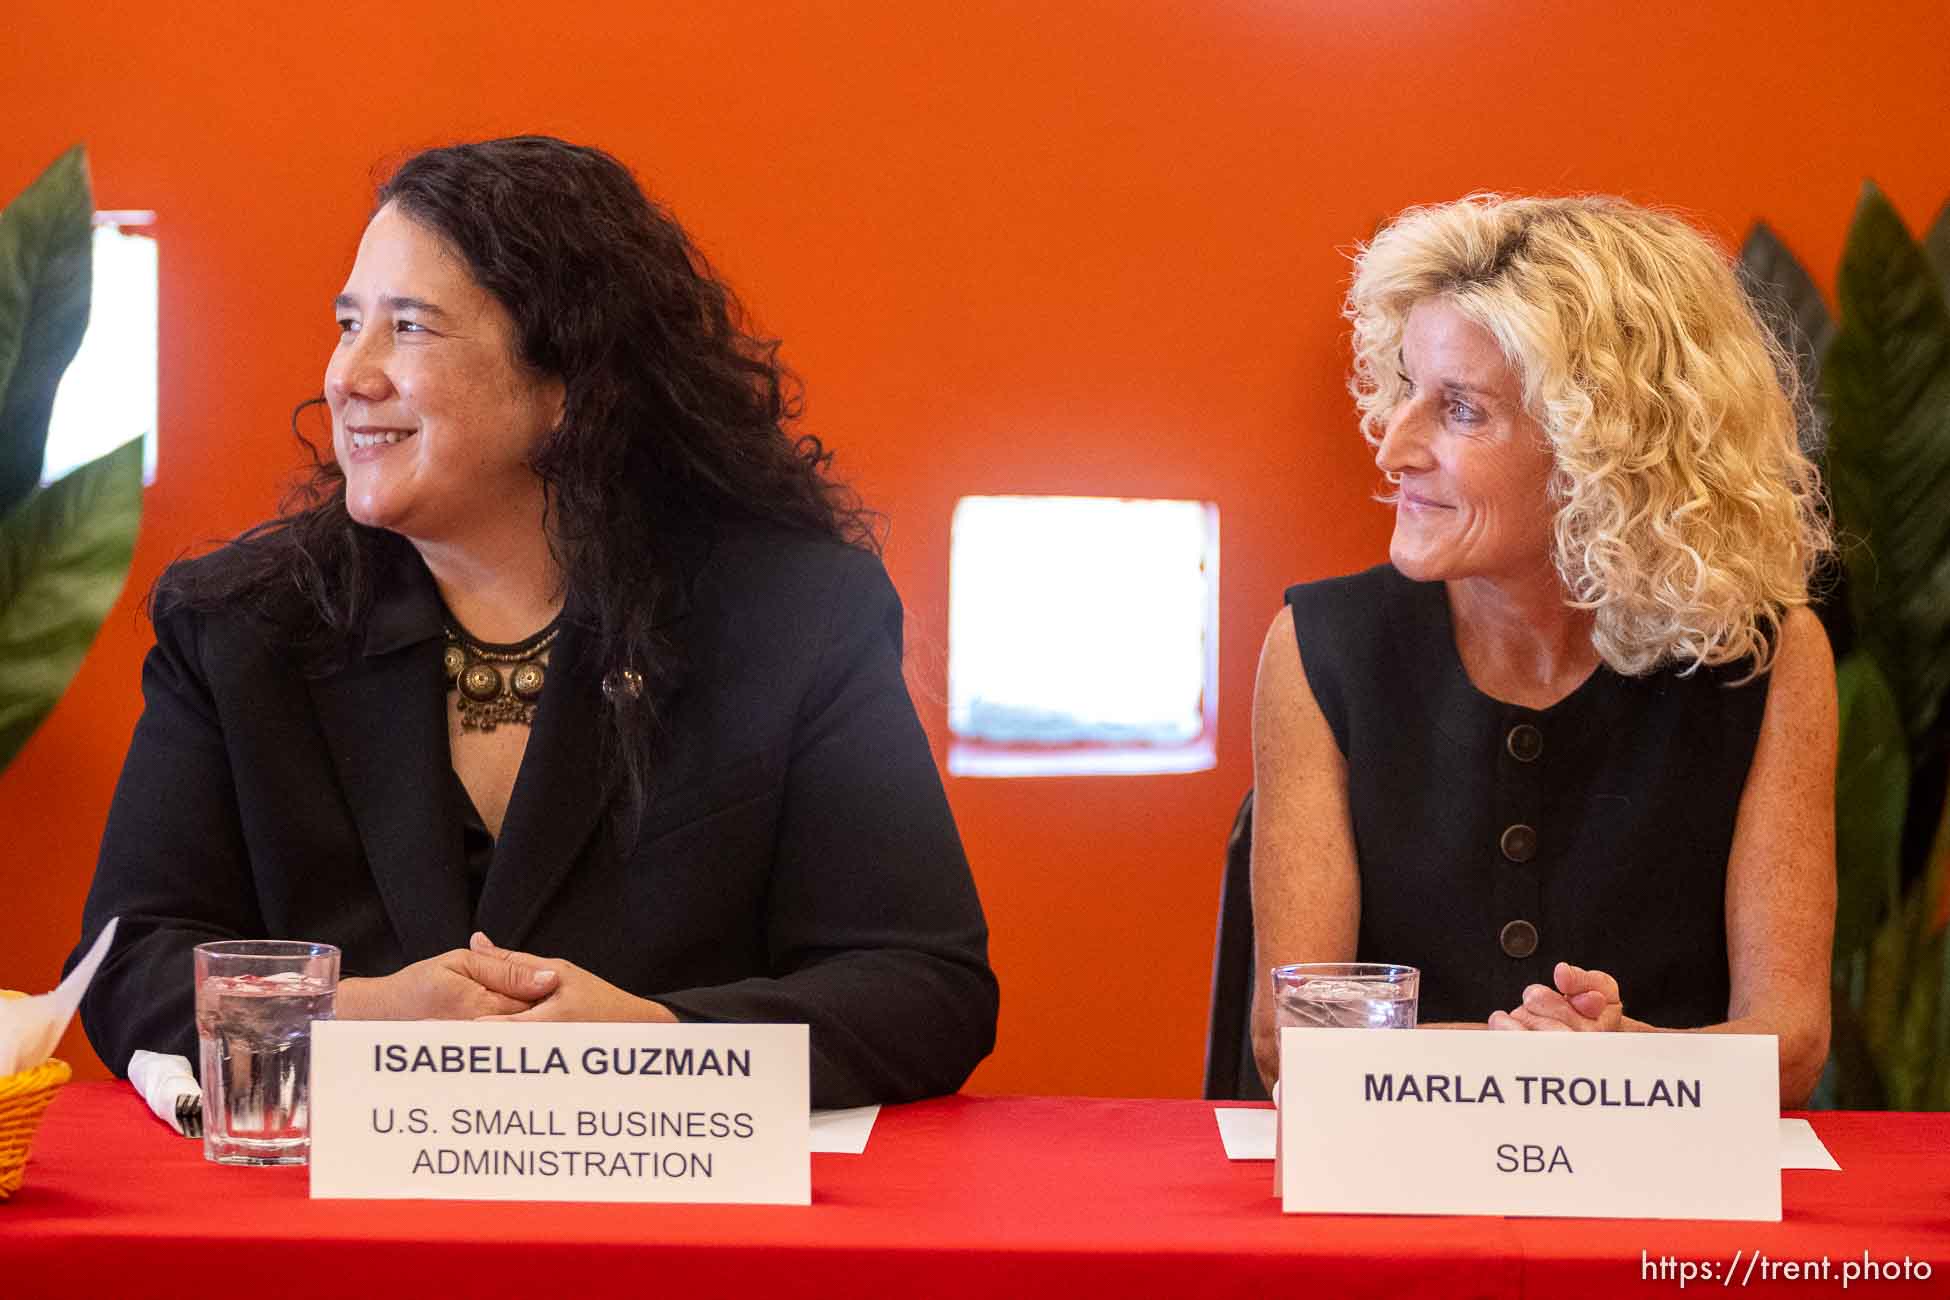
<box><xmin>1271</xmin><ymin>962</ymin><xmax>1419</xmax><ymax>1031</ymax></box>
<box><xmin>193</xmin><ymin>940</ymin><xmax>339</xmax><ymax>1165</ymax></box>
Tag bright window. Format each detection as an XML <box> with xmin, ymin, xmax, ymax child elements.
<box><xmin>948</xmin><ymin>495</ymin><xmax>1219</xmax><ymax>777</ymax></box>
<box><xmin>43</xmin><ymin>215</ymin><xmax>158</xmax><ymax>486</ymax></box>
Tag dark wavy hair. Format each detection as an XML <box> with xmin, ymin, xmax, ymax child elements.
<box><xmin>161</xmin><ymin>136</ymin><xmax>876</xmax><ymax>806</ymax></box>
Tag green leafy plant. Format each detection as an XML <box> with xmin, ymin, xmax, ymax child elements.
<box><xmin>1740</xmin><ymin>183</ymin><xmax>1950</xmax><ymax>1109</ymax></box>
<box><xmin>0</xmin><ymin>147</ymin><xmax>144</xmax><ymax>770</ymax></box>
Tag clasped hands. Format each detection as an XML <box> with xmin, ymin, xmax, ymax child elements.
<box><xmin>337</xmin><ymin>932</ymin><xmax>676</xmax><ymax>1024</ymax></box>
<box><xmin>1487</xmin><ymin>961</ymin><xmax>1630</xmax><ymax>1033</ymax></box>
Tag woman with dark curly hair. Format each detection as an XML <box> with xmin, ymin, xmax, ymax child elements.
<box><xmin>71</xmin><ymin>136</ymin><xmax>997</xmax><ymax>1107</ymax></box>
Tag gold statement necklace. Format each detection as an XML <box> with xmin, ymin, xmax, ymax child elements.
<box><xmin>443</xmin><ymin>616</ymin><xmax>563</xmax><ymax>732</ymax></box>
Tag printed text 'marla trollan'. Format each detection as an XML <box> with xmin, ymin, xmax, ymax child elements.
<box><xmin>1362</xmin><ymin>1073</ymin><xmax>1703</xmax><ymax>1107</ymax></box>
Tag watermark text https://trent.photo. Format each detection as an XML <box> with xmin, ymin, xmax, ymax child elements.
<box><xmin>1640</xmin><ymin>1249</ymin><xmax>1934</xmax><ymax>1288</ymax></box>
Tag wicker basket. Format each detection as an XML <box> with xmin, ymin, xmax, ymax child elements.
<box><xmin>0</xmin><ymin>990</ymin><xmax>71</xmax><ymax>1200</ymax></box>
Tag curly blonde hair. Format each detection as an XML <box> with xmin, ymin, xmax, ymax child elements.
<box><xmin>1346</xmin><ymin>193</ymin><xmax>1831</xmax><ymax>675</ymax></box>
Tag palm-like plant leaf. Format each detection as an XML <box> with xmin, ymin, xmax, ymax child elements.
<box><xmin>1926</xmin><ymin>199</ymin><xmax>1950</xmax><ymax>302</ymax></box>
<box><xmin>0</xmin><ymin>437</ymin><xmax>142</xmax><ymax>768</ymax></box>
<box><xmin>1919</xmin><ymin>784</ymin><xmax>1950</xmax><ymax>1108</ymax></box>
<box><xmin>1823</xmin><ymin>181</ymin><xmax>1950</xmax><ymax>745</ymax></box>
<box><xmin>0</xmin><ymin>146</ymin><xmax>92</xmax><ymax>515</ymax></box>
<box><xmin>1878</xmin><ymin>780</ymin><xmax>1949</xmax><ymax>1109</ymax></box>
<box><xmin>1834</xmin><ymin>651</ymin><xmax>1908</xmax><ymax>975</ymax></box>
<box><xmin>1737</xmin><ymin>222</ymin><xmax>1834</xmax><ymax>458</ymax></box>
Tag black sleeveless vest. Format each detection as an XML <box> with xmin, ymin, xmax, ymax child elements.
<box><xmin>1284</xmin><ymin>565</ymin><xmax>1770</xmax><ymax>1027</ymax></box>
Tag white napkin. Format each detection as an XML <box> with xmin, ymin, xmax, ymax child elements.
<box><xmin>0</xmin><ymin>917</ymin><xmax>117</xmax><ymax>1076</ymax></box>
<box><xmin>129</xmin><ymin>1050</ymin><xmax>202</xmax><ymax>1136</ymax></box>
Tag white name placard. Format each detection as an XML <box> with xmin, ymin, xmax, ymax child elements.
<box><xmin>1278</xmin><ymin>1028</ymin><xmax>1780</xmax><ymax>1220</ymax></box>
<box><xmin>309</xmin><ymin>1021</ymin><xmax>809</xmax><ymax>1204</ymax></box>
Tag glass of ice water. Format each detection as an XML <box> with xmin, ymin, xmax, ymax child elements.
<box><xmin>1272</xmin><ymin>962</ymin><xmax>1419</xmax><ymax>1031</ymax></box>
<box><xmin>193</xmin><ymin>940</ymin><xmax>339</xmax><ymax>1166</ymax></box>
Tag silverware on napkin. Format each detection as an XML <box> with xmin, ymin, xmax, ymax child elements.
<box><xmin>128</xmin><ymin>1050</ymin><xmax>203</xmax><ymax>1138</ymax></box>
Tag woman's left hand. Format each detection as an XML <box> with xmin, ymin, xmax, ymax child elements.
<box><xmin>466</xmin><ymin>931</ymin><xmax>680</xmax><ymax>1024</ymax></box>
<box><xmin>1489</xmin><ymin>961</ymin><xmax>1625</xmax><ymax>1032</ymax></box>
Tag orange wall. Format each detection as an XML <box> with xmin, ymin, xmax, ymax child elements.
<box><xmin>3</xmin><ymin>1</ymin><xmax>1946</xmax><ymax>1097</ymax></box>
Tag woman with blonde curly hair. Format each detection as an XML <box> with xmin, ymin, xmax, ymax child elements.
<box><xmin>1250</xmin><ymin>193</ymin><xmax>1836</xmax><ymax>1104</ymax></box>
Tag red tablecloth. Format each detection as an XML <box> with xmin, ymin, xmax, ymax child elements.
<box><xmin>3</xmin><ymin>1084</ymin><xmax>1946</xmax><ymax>1297</ymax></box>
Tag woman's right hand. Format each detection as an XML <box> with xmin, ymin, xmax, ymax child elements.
<box><xmin>1488</xmin><ymin>962</ymin><xmax>1628</xmax><ymax>1032</ymax></box>
<box><xmin>336</xmin><ymin>949</ymin><xmax>550</xmax><ymax>1020</ymax></box>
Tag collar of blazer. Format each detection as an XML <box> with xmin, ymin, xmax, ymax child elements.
<box><xmin>303</xmin><ymin>540</ymin><xmax>702</xmax><ymax>962</ymax></box>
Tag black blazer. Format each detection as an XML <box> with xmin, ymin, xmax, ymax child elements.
<box><xmin>71</xmin><ymin>526</ymin><xmax>997</xmax><ymax>1108</ymax></box>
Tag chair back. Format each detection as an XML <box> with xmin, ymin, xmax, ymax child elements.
<box><xmin>1202</xmin><ymin>789</ymin><xmax>1268</xmax><ymax>1100</ymax></box>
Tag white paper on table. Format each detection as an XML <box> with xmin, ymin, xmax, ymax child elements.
<box><xmin>1215</xmin><ymin>1107</ymin><xmax>1840</xmax><ymax>1171</ymax></box>
<box><xmin>0</xmin><ymin>917</ymin><xmax>118</xmax><ymax>1076</ymax></box>
<box><xmin>1778</xmin><ymin>1117</ymin><xmax>1841</xmax><ymax>1170</ymax></box>
<box><xmin>810</xmin><ymin>1104</ymin><xmax>879</xmax><ymax>1154</ymax></box>
<box><xmin>1215</xmin><ymin>1107</ymin><xmax>1276</xmax><ymax>1160</ymax></box>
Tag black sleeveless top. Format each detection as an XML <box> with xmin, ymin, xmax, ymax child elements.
<box><xmin>1284</xmin><ymin>565</ymin><xmax>1771</xmax><ymax>1027</ymax></box>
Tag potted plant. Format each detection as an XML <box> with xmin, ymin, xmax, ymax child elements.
<box><xmin>0</xmin><ymin>145</ymin><xmax>144</xmax><ymax>770</ymax></box>
<box><xmin>1740</xmin><ymin>183</ymin><xmax>1950</xmax><ymax>1109</ymax></box>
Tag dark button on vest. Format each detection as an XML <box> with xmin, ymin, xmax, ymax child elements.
<box><xmin>1499</xmin><ymin>823</ymin><xmax>1537</xmax><ymax>863</ymax></box>
<box><xmin>1506</xmin><ymin>723</ymin><xmax>1543</xmax><ymax>762</ymax></box>
<box><xmin>1500</xmin><ymin>919</ymin><xmax>1539</xmax><ymax>958</ymax></box>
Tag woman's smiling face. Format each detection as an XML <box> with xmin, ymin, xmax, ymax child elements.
<box><xmin>1374</xmin><ymin>298</ymin><xmax>1560</xmax><ymax>586</ymax></box>
<box><xmin>324</xmin><ymin>203</ymin><xmax>563</xmax><ymax>548</ymax></box>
